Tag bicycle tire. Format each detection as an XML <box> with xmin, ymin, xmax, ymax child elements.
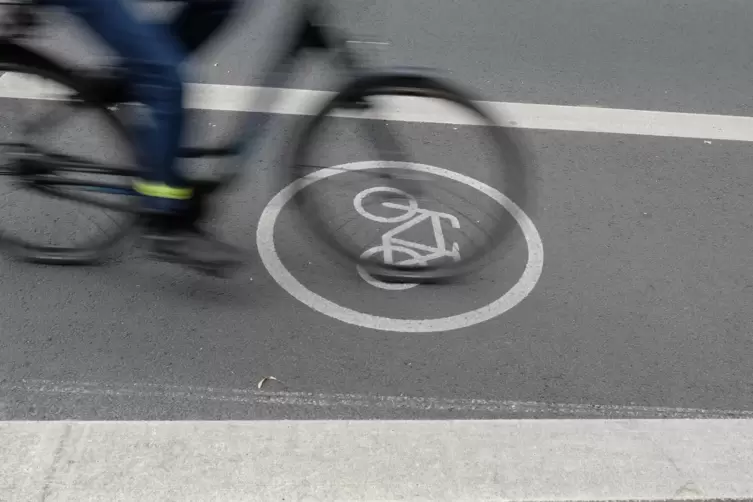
<box><xmin>287</xmin><ymin>71</ymin><xmax>536</xmax><ymax>283</ymax></box>
<box><xmin>0</xmin><ymin>42</ymin><xmax>138</xmax><ymax>265</ymax></box>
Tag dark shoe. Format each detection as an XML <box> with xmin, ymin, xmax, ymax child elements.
<box><xmin>145</xmin><ymin>225</ymin><xmax>245</xmax><ymax>277</ymax></box>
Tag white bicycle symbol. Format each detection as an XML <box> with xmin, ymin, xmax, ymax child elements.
<box><xmin>354</xmin><ymin>186</ymin><xmax>461</xmax><ymax>290</ymax></box>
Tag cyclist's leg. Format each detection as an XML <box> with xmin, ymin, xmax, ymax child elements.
<box><xmin>42</xmin><ymin>0</ymin><xmax>244</xmax><ymax>271</ymax></box>
<box><xmin>43</xmin><ymin>0</ymin><xmax>188</xmax><ymax>204</ymax></box>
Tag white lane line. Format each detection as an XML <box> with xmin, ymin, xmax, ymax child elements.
<box><xmin>2</xmin><ymin>419</ymin><xmax>752</xmax><ymax>501</ymax></box>
<box><xmin>4</xmin><ymin>378</ymin><xmax>753</xmax><ymax>419</ymax></box>
<box><xmin>2</xmin><ymin>72</ymin><xmax>753</xmax><ymax>141</ymax></box>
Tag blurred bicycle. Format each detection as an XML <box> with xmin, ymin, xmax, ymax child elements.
<box><xmin>0</xmin><ymin>0</ymin><xmax>535</xmax><ymax>282</ymax></box>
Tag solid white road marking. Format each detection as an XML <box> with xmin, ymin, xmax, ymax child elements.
<box><xmin>2</xmin><ymin>73</ymin><xmax>753</xmax><ymax>140</ymax></box>
<box><xmin>256</xmin><ymin>161</ymin><xmax>543</xmax><ymax>333</ymax></box>
<box><xmin>2</xmin><ymin>418</ymin><xmax>753</xmax><ymax>501</ymax></box>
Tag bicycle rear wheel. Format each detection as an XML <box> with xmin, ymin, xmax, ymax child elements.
<box><xmin>288</xmin><ymin>72</ymin><xmax>535</xmax><ymax>283</ymax></box>
<box><xmin>0</xmin><ymin>43</ymin><xmax>139</xmax><ymax>264</ymax></box>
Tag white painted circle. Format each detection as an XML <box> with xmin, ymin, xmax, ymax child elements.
<box><xmin>256</xmin><ymin>161</ymin><xmax>544</xmax><ymax>333</ymax></box>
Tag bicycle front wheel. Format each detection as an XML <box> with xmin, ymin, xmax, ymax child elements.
<box><xmin>288</xmin><ymin>71</ymin><xmax>536</xmax><ymax>283</ymax></box>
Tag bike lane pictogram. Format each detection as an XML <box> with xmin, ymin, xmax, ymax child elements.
<box><xmin>256</xmin><ymin>161</ymin><xmax>544</xmax><ymax>333</ymax></box>
<box><xmin>354</xmin><ymin>186</ymin><xmax>462</xmax><ymax>291</ymax></box>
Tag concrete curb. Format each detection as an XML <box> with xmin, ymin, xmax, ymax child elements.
<box><xmin>1</xmin><ymin>419</ymin><xmax>752</xmax><ymax>501</ymax></box>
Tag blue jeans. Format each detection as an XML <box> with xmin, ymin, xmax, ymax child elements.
<box><xmin>42</xmin><ymin>0</ymin><xmax>236</xmax><ymax>198</ymax></box>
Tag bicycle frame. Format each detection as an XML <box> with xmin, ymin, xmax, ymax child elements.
<box><xmin>196</xmin><ymin>0</ymin><xmax>373</xmax><ymax>187</ymax></box>
<box><xmin>4</xmin><ymin>0</ymin><xmax>377</xmax><ymax>211</ymax></box>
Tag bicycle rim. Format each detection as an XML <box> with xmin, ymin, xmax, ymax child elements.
<box><xmin>288</xmin><ymin>72</ymin><xmax>536</xmax><ymax>283</ymax></box>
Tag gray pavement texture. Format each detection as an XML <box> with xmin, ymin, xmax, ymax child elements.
<box><xmin>3</xmin><ymin>420</ymin><xmax>753</xmax><ymax>501</ymax></box>
<box><xmin>2</xmin><ymin>109</ymin><xmax>753</xmax><ymax>419</ymax></box>
<box><xmin>28</xmin><ymin>0</ymin><xmax>753</xmax><ymax>114</ymax></box>
<box><xmin>2</xmin><ymin>0</ymin><xmax>753</xmax><ymax>422</ymax></box>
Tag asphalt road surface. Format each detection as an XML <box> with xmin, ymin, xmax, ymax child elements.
<box><xmin>2</xmin><ymin>0</ymin><xmax>753</xmax><ymax>421</ymax></box>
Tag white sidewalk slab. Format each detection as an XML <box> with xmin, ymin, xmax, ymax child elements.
<box><xmin>1</xmin><ymin>419</ymin><xmax>751</xmax><ymax>501</ymax></box>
